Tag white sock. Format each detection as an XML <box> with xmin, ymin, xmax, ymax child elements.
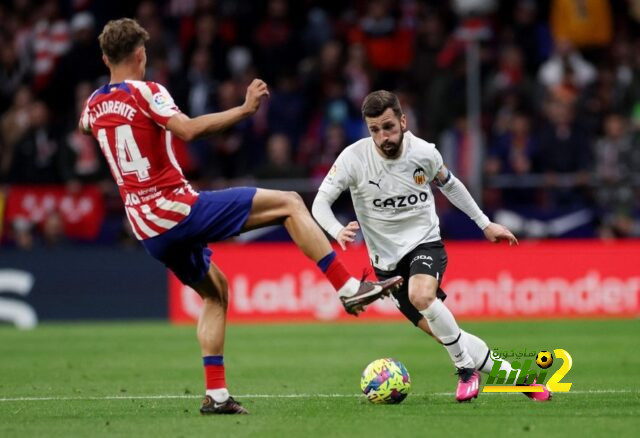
<box><xmin>459</xmin><ymin>331</ymin><xmax>521</xmax><ymax>379</ymax></box>
<box><xmin>206</xmin><ymin>388</ymin><xmax>229</xmax><ymax>403</ymax></box>
<box><xmin>337</xmin><ymin>277</ymin><xmax>360</xmax><ymax>298</ymax></box>
<box><xmin>460</xmin><ymin>330</ymin><xmax>492</xmax><ymax>372</ymax></box>
<box><xmin>420</xmin><ymin>299</ymin><xmax>474</xmax><ymax>369</ymax></box>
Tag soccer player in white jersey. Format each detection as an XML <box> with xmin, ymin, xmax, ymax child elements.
<box><xmin>80</xmin><ymin>19</ymin><xmax>402</xmax><ymax>415</ymax></box>
<box><xmin>312</xmin><ymin>90</ymin><xmax>551</xmax><ymax>402</ymax></box>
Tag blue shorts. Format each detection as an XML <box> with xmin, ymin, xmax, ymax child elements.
<box><xmin>141</xmin><ymin>187</ymin><xmax>257</xmax><ymax>285</ymax></box>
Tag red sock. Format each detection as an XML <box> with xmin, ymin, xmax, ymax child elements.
<box><xmin>203</xmin><ymin>356</ymin><xmax>226</xmax><ymax>390</ymax></box>
<box><xmin>325</xmin><ymin>258</ymin><xmax>353</xmax><ymax>291</ymax></box>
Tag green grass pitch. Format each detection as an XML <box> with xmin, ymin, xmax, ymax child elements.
<box><xmin>1</xmin><ymin>320</ymin><xmax>639</xmax><ymax>437</ymax></box>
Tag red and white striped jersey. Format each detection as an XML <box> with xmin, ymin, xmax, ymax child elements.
<box><xmin>80</xmin><ymin>80</ymin><xmax>199</xmax><ymax>240</ymax></box>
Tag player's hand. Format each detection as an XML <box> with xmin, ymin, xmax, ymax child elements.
<box><xmin>483</xmin><ymin>222</ymin><xmax>518</xmax><ymax>246</ymax></box>
<box><xmin>336</xmin><ymin>221</ymin><xmax>359</xmax><ymax>250</ymax></box>
<box><xmin>242</xmin><ymin>79</ymin><xmax>269</xmax><ymax>115</ymax></box>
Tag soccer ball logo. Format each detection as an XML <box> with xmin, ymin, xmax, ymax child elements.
<box><xmin>360</xmin><ymin>358</ymin><xmax>411</xmax><ymax>404</ymax></box>
<box><xmin>536</xmin><ymin>351</ymin><xmax>554</xmax><ymax>369</ymax></box>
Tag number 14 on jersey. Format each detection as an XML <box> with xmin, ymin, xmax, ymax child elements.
<box><xmin>97</xmin><ymin>124</ymin><xmax>151</xmax><ymax>185</ymax></box>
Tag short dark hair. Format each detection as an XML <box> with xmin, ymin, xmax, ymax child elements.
<box><xmin>98</xmin><ymin>18</ymin><xmax>149</xmax><ymax>64</ymax></box>
<box><xmin>361</xmin><ymin>90</ymin><xmax>403</xmax><ymax>119</ymax></box>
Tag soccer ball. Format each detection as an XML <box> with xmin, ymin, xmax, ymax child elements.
<box><xmin>360</xmin><ymin>358</ymin><xmax>411</xmax><ymax>404</ymax></box>
<box><xmin>536</xmin><ymin>351</ymin><xmax>554</xmax><ymax>369</ymax></box>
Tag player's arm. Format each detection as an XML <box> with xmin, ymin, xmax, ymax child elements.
<box><xmin>167</xmin><ymin>79</ymin><xmax>268</xmax><ymax>142</ymax></box>
<box><xmin>313</xmin><ymin>153</ymin><xmax>359</xmax><ymax>250</ymax></box>
<box><xmin>312</xmin><ymin>190</ymin><xmax>358</xmax><ymax>251</ymax></box>
<box><xmin>434</xmin><ymin>165</ymin><xmax>518</xmax><ymax>245</ymax></box>
<box><xmin>78</xmin><ymin>100</ymin><xmax>93</xmax><ymax>136</ymax></box>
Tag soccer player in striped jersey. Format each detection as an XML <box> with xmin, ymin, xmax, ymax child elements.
<box><xmin>312</xmin><ymin>90</ymin><xmax>551</xmax><ymax>403</ymax></box>
<box><xmin>80</xmin><ymin>19</ymin><xmax>402</xmax><ymax>415</ymax></box>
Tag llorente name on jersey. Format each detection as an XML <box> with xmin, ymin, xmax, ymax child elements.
<box><xmin>372</xmin><ymin>191</ymin><xmax>429</xmax><ymax>209</ymax></box>
<box><xmin>90</xmin><ymin>100</ymin><xmax>138</xmax><ymax>124</ymax></box>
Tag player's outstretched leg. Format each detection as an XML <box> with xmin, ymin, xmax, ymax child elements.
<box><xmin>192</xmin><ymin>264</ymin><xmax>248</xmax><ymax>415</ymax></box>
<box><xmin>460</xmin><ymin>332</ymin><xmax>551</xmax><ymax>402</ymax></box>
<box><xmin>242</xmin><ymin>189</ymin><xmax>403</xmax><ymax>315</ymax></box>
<box><xmin>409</xmin><ymin>275</ymin><xmax>478</xmax><ymax>401</ymax></box>
<box><xmin>419</xmin><ymin>320</ymin><xmax>551</xmax><ymax>402</ymax></box>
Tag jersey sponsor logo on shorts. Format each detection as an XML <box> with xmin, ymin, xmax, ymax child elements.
<box><xmin>411</xmin><ymin>254</ymin><xmax>433</xmax><ymax>266</ymax></box>
<box><xmin>372</xmin><ymin>192</ymin><xmax>428</xmax><ymax>209</ymax></box>
<box><xmin>413</xmin><ymin>167</ymin><xmax>427</xmax><ymax>185</ymax></box>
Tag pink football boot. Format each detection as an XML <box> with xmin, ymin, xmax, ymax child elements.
<box><xmin>522</xmin><ymin>376</ymin><xmax>552</xmax><ymax>402</ymax></box>
<box><xmin>455</xmin><ymin>368</ymin><xmax>481</xmax><ymax>402</ymax></box>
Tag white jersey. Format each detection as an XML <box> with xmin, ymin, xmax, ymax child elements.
<box><xmin>318</xmin><ymin>131</ymin><xmax>443</xmax><ymax>270</ymax></box>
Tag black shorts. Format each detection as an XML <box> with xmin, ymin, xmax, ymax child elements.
<box><xmin>374</xmin><ymin>241</ymin><xmax>448</xmax><ymax>326</ymax></box>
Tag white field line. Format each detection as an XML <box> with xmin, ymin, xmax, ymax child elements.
<box><xmin>0</xmin><ymin>389</ymin><xmax>636</xmax><ymax>402</ymax></box>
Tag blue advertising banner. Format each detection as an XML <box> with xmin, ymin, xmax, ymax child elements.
<box><xmin>0</xmin><ymin>248</ymin><xmax>167</xmax><ymax>326</ymax></box>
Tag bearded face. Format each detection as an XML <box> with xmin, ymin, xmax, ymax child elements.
<box><xmin>377</xmin><ymin>132</ymin><xmax>404</xmax><ymax>158</ymax></box>
<box><xmin>365</xmin><ymin>108</ymin><xmax>407</xmax><ymax>159</ymax></box>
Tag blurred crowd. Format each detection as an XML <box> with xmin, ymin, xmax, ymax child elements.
<box><xmin>1</xmin><ymin>0</ymin><xmax>640</xmax><ymax>248</ymax></box>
